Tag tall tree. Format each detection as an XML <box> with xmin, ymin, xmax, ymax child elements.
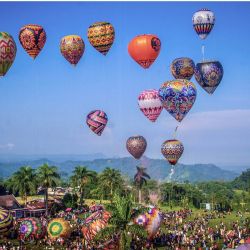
<box><xmin>98</xmin><ymin>167</ymin><xmax>124</xmax><ymax>199</ymax></box>
<box><xmin>70</xmin><ymin>166</ymin><xmax>96</xmax><ymax>207</ymax></box>
<box><xmin>37</xmin><ymin>163</ymin><xmax>60</xmax><ymax>216</ymax></box>
<box><xmin>134</xmin><ymin>166</ymin><xmax>150</xmax><ymax>204</ymax></box>
<box><xmin>97</xmin><ymin>193</ymin><xmax>146</xmax><ymax>250</ymax></box>
<box><xmin>6</xmin><ymin>166</ymin><xmax>37</xmax><ymax>206</ymax></box>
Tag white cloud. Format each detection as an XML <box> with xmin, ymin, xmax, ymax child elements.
<box><xmin>0</xmin><ymin>143</ymin><xmax>15</xmax><ymax>150</ymax></box>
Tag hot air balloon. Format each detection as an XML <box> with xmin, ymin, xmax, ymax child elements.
<box><xmin>0</xmin><ymin>207</ymin><xmax>13</xmax><ymax>235</ymax></box>
<box><xmin>126</xmin><ymin>136</ymin><xmax>147</xmax><ymax>159</ymax></box>
<box><xmin>192</xmin><ymin>9</ymin><xmax>215</xmax><ymax>40</ymax></box>
<box><xmin>138</xmin><ymin>89</ymin><xmax>163</xmax><ymax>122</ymax></box>
<box><xmin>47</xmin><ymin>218</ymin><xmax>71</xmax><ymax>240</ymax></box>
<box><xmin>171</xmin><ymin>57</ymin><xmax>195</xmax><ymax>80</ymax></box>
<box><xmin>87</xmin><ymin>22</ymin><xmax>115</xmax><ymax>55</ymax></box>
<box><xmin>158</xmin><ymin>79</ymin><xmax>197</xmax><ymax>122</ymax></box>
<box><xmin>145</xmin><ymin>208</ymin><xmax>161</xmax><ymax>239</ymax></box>
<box><xmin>82</xmin><ymin>210</ymin><xmax>111</xmax><ymax>242</ymax></box>
<box><xmin>19</xmin><ymin>24</ymin><xmax>46</xmax><ymax>59</ymax></box>
<box><xmin>134</xmin><ymin>214</ymin><xmax>148</xmax><ymax>227</ymax></box>
<box><xmin>161</xmin><ymin>139</ymin><xmax>184</xmax><ymax>166</ymax></box>
<box><xmin>86</xmin><ymin>110</ymin><xmax>108</xmax><ymax>136</ymax></box>
<box><xmin>60</xmin><ymin>35</ymin><xmax>85</xmax><ymax>65</ymax></box>
<box><xmin>128</xmin><ymin>34</ymin><xmax>161</xmax><ymax>69</ymax></box>
<box><xmin>19</xmin><ymin>218</ymin><xmax>45</xmax><ymax>240</ymax></box>
<box><xmin>0</xmin><ymin>32</ymin><xmax>16</xmax><ymax>77</ymax></box>
<box><xmin>194</xmin><ymin>60</ymin><xmax>223</xmax><ymax>94</ymax></box>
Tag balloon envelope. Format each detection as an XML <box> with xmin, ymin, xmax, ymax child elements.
<box><xmin>194</xmin><ymin>60</ymin><xmax>223</xmax><ymax>94</ymax></box>
<box><xmin>138</xmin><ymin>89</ymin><xmax>163</xmax><ymax>122</ymax></box>
<box><xmin>19</xmin><ymin>218</ymin><xmax>45</xmax><ymax>240</ymax></box>
<box><xmin>87</xmin><ymin>22</ymin><xmax>115</xmax><ymax>55</ymax></box>
<box><xmin>0</xmin><ymin>32</ymin><xmax>16</xmax><ymax>77</ymax></box>
<box><xmin>192</xmin><ymin>9</ymin><xmax>215</xmax><ymax>40</ymax></box>
<box><xmin>171</xmin><ymin>57</ymin><xmax>195</xmax><ymax>80</ymax></box>
<box><xmin>47</xmin><ymin>218</ymin><xmax>71</xmax><ymax>239</ymax></box>
<box><xmin>60</xmin><ymin>35</ymin><xmax>85</xmax><ymax>65</ymax></box>
<box><xmin>161</xmin><ymin>139</ymin><xmax>184</xmax><ymax>166</ymax></box>
<box><xmin>0</xmin><ymin>207</ymin><xmax>13</xmax><ymax>235</ymax></box>
<box><xmin>145</xmin><ymin>208</ymin><xmax>161</xmax><ymax>239</ymax></box>
<box><xmin>82</xmin><ymin>210</ymin><xmax>111</xmax><ymax>242</ymax></box>
<box><xmin>19</xmin><ymin>24</ymin><xmax>46</xmax><ymax>59</ymax></box>
<box><xmin>126</xmin><ymin>136</ymin><xmax>147</xmax><ymax>159</ymax></box>
<box><xmin>158</xmin><ymin>79</ymin><xmax>197</xmax><ymax>122</ymax></box>
<box><xmin>86</xmin><ymin>110</ymin><xmax>108</xmax><ymax>136</ymax></box>
<box><xmin>128</xmin><ymin>34</ymin><xmax>161</xmax><ymax>69</ymax></box>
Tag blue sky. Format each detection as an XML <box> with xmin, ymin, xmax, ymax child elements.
<box><xmin>0</xmin><ymin>2</ymin><xmax>250</xmax><ymax>166</ymax></box>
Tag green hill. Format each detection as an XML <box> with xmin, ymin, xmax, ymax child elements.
<box><xmin>0</xmin><ymin>157</ymin><xmax>239</xmax><ymax>183</ymax></box>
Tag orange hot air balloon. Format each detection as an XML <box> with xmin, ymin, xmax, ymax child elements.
<box><xmin>128</xmin><ymin>34</ymin><xmax>161</xmax><ymax>69</ymax></box>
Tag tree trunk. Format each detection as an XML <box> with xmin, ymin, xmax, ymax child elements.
<box><xmin>45</xmin><ymin>188</ymin><xmax>48</xmax><ymax>217</ymax></box>
<box><xmin>139</xmin><ymin>189</ymin><xmax>142</xmax><ymax>204</ymax></box>
<box><xmin>24</xmin><ymin>193</ymin><xmax>27</xmax><ymax>207</ymax></box>
<box><xmin>80</xmin><ymin>187</ymin><xmax>83</xmax><ymax>208</ymax></box>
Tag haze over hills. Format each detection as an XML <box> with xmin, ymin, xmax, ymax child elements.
<box><xmin>0</xmin><ymin>155</ymin><xmax>241</xmax><ymax>183</ymax></box>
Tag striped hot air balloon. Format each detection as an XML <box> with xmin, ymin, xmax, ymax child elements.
<box><xmin>87</xmin><ymin>22</ymin><xmax>115</xmax><ymax>55</ymax></box>
<box><xmin>0</xmin><ymin>207</ymin><xmax>13</xmax><ymax>235</ymax></box>
<box><xmin>86</xmin><ymin>110</ymin><xmax>108</xmax><ymax>136</ymax></box>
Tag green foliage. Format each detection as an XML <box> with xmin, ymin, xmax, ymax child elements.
<box><xmin>70</xmin><ymin>166</ymin><xmax>97</xmax><ymax>206</ymax></box>
<box><xmin>98</xmin><ymin>167</ymin><xmax>125</xmax><ymax>199</ymax></box>
<box><xmin>5</xmin><ymin>166</ymin><xmax>37</xmax><ymax>205</ymax></box>
<box><xmin>37</xmin><ymin>163</ymin><xmax>60</xmax><ymax>189</ymax></box>
<box><xmin>62</xmin><ymin>193</ymin><xmax>78</xmax><ymax>209</ymax></box>
<box><xmin>231</xmin><ymin>169</ymin><xmax>250</xmax><ymax>190</ymax></box>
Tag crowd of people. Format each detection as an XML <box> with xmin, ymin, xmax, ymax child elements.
<box><xmin>129</xmin><ymin>209</ymin><xmax>250</xmax><ymax>250</ymax></box>
<box><xmin>0</xmin><ymin>206</ymin><xmax>249</xmax><ymax>250</ymax></box>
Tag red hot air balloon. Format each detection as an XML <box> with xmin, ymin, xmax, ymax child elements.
<box><xmin>86</xmin><ymin>110</ymin><xmax>108</xmax><ymax>136</ymax></box>
<box><xmin>161</xmin><ymin>139</ymin><xmax>184</xmax><ymax>166</ymax></box>
<box><xmin>138</xmin><ymin>89</ymin><xmax>163</xmax><ymax>122</ymax></box>
<box><xmin>128</xmin><ymin>34</ymin><xmax>161</xmax><ymax>69</ymax></box>
<box><xmin>19</xmin><ymin>24</ymin><xmax>46</xmax><ymax>59</ymax></box>
<box><xmin>126</xmin><ymin>136</ymin><xmax>147</xmax><ymax>159</ymax></box>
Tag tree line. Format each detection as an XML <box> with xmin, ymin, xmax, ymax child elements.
<box><xmin>0</xmin><ymin>164</ymin><xmax>249</xmax><ymax>213</ymax></box>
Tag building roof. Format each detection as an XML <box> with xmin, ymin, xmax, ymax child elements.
<box><xmin>0</xmin><ymin>195</ymin><xmax>22</xmax><ymax>210</ymax></box>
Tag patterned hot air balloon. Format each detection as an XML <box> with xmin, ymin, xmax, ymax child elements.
<box><xmin>138</xmin><ymin>89</ymin><xmax>163</xmax><ymax>122</ymax></box>
<box><xmin>82</xmin><ymin>210</ymin><xmax>111</xmax><ymax>242</ymax></box>
<box><xmin>158</xmin><ymin>79</ymin><xmax>197</xmax><ymax>122</ymax></box>
<box><xmin>192</xmin><ymin>9</ymin><xmax>215</xmax><ymax>40</ymax></box>
<box><xmin>60</xmin><ymin>35</ymin><xmax>85</xmax><ymax>65</ymax></box>
<box><xmin>128</xmin><ymin>34</ymin><xmax>161</xmax><ymax>69</ymax></box>
<box><xmin>161</xmin><ymin>139</ymin><xmax>184</xmax><ymax>166</ymax></box>
<box><xmin>0</xmin><ymin>32</ymin><xmax>16</xmax><ymax>77</ymax></box>
<box><xmin>145</xmin><ymin>208</ymin><xmax>161</xmax><ymax>239</ymax></box>
<box><xmin>126</xmin><ymin>136</ymin><xmax>147</xmax><ymax>159</ymax></box>
<box><xmin>47</xmin><ymin>218</ymin><xmax>71</xmax><ymax>240</ymax></box>
<box><xmin>19</xmin><ymin>24</ymin><xmax>46</xmax><ymax>59</ymax></box>
<box><xmin>134</xmin><ymin>214</ymin><xmax>148</xmax><ymax>227</ymax></box>
<box><xmin>0</xmin><ymin>207</ymin><xmax>13</xmax><ymax>235</ymax></box>
<box><xmin>86</xmin><ymin>110</ymin><xmax>108</xmax><ymax>136</ymax></box>
<box><xmin>171</xmin><ymin>57</ymin><xmax>195</xmax><ymax>80</ymax></box>
<box><xmin>194</xmin><ymin>60</ymin><xmax>223</xmax><ymax>94</ymax></box>
<box><xmin>87</xmin><ymin>22</ymin><xmax>115</xmax><ymax>55</ymax></box>
<box><xmin>18</xmin><ymin>217</ymin><xmax>45</xmax><ymax>240</ymax></box>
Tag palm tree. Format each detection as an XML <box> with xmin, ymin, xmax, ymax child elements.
<box><xmin>134</xmin><ymin>166</ymin><xmax>150</xmax><ymax>204</ymax></box>
<box><xmin>98</xmin><ymin>167</ymin><xmax>124</xmax><ymax>199</ymax></box>
<box><xmin>70</xmin><ymin>166</ymin><xmax>96</xmax><ymax>207</ymax></box>
<box><xmin>37</xmin><ymin>163</ymin><xmax>60</xmax><ymax>216</ymax></box>
<box><xmin>6</xmin><ymin>166</ymin><xmax>37</xmax><ymax>206</ymax></box>
<box><xmin>97</xmin><ymin>193</ymin><xmax>146</xmax><ymax>250</ymax></box>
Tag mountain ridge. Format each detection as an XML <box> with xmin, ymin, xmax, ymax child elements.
<box><xmin>0</xmin><ymin>156</ymin><xmax>239</xmax><ymax>183</ymax></box>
